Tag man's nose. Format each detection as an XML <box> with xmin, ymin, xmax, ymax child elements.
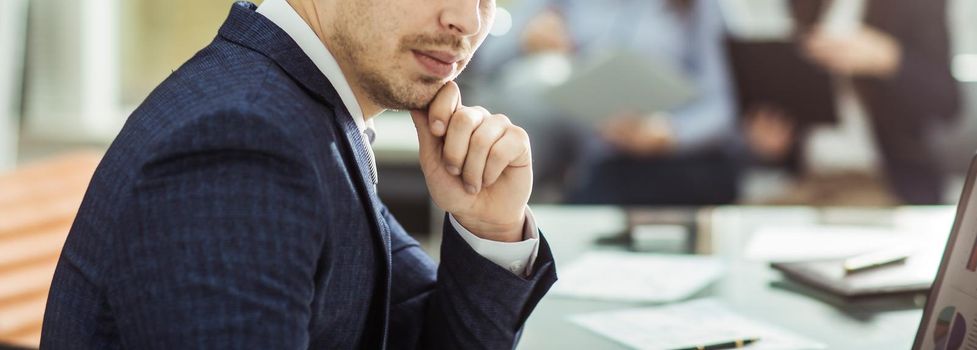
<box><xmin>439</xmin><ymin>0</ymin><xmax>482</xmax><ymax>37</ymax></box>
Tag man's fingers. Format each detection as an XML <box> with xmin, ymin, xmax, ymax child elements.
<box><xmin>409</xmin><ymin>110</ymin><xmax>443</xmax><ymax>166</ymax></box>
<box><xmin>803</xmin><ymin>34</ymin><xmax>835</xmax><ymax>59</ymax></box>
<box><xmin>461</xmin><ymin>114</ymin><xmax>510</xmax><ymax>193</ymax></box>
<box><xmin>442</xmin><ymin>106</ymin><xmax>484</xmax><ymax>176</ymax></box>
<box><xmin>483</xmin><ymin>126</ymin><xmax>531</xmax><ymax>188</ymax></box>
<box><xmin>415</xmin><ymin>87</ymin><xmax>531</xmax><ymax>193</ymax></box>
<box><xmin>428</xmin><ymin>81</ymin><xmax>461</xmax><ymax>137</ymax></box>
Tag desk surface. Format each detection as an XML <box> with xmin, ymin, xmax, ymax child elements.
<box><xmin>519</xmin><ymin>205</ymin><xmax>957</xmax><ymax>349</ymax></box>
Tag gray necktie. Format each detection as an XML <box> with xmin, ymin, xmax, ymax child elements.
<box><xmin>361</xmin><ymin>127</ymin><xmax>378</xmax><ymax>187</ymax></box>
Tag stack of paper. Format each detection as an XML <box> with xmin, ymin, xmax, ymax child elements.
<box><xmin>551</xmin><ymin>251</ymin><xmax>723</xmax><ymax>303</ymax></box>
<box><xmin>571</xmin><ymin>299</ymin><xmax>825</xmax><ymax>350</ymax></box>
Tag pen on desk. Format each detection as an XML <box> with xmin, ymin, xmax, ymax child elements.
<box><xmin>843</xmin><ymin>246</ymin><xmax>914</xmax><ymax>274</ymax></box>
<box><xmin>673</xmin><ymin>338</ymin><xmax>760</xmax><ymax>350</ymax></box>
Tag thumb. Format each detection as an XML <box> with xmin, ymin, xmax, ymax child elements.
<box><xmin>410</xmin><ymin>109</ymin><xmax>441</xmax><ymax>164</ymax></box>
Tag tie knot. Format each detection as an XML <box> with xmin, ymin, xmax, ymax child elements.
<box><xmin>363</xmin><ymin>128</ymin><xmax>376</xmax><ymax>145</ymax></box>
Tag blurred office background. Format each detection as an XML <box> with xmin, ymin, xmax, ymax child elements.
<box><xmin>5</xmin><ymin>0</ymin><xmax>253</xmax><ymax>162</ymax></box>
<box><xmin>1</xmin><ymin>0</ymin><xmax>976</xmax><ymax>347</ymax></box>
<box><xmin>3</xmin><ymin>0</ymin><xmax>977</xmax><ymax>207</ymax></box>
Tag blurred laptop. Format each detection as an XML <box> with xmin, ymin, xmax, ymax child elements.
<box><xmin>914</xmin><ymin>154</ymin><xmax>977</xmax><ymax>349</ymax></box>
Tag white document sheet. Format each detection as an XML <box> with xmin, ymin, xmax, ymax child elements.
<box><xmin>551</xmin><ymin>251</ymin><xmax>723</xmax><ymax>303</ymax></box>
<box><xmin>543</xmin><ymin>52</ymin><xmax>697</xmax><ymax>125</ymax></box>
<box><xmin>745</xmin><ymin>225</ymin><xmax>914</xmax><ymax>263</ymax></box>
<box><xmin>571</xmin><ymin>299</ymin><xmax>826</xmax><ymax>350</ymax></box>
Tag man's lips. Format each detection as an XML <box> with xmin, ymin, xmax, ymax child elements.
<box><xmin>412</xmin><ymin>50</ymin><xmax>465</xmax><ymax>79</ymax></box>
<box><xmin>416</xmin><ymin>50</ymin><xmax>463</xmax><ymax>65</ymax></box>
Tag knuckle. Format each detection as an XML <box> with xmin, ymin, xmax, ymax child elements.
<box><xmin>488</xmin><ymin>147</ymin><xmax>507</xmax><ymax>162</ymax></box>
<box><xmin>508</xmin><ymin>125</ymin><xmax>529</xmax><ymax>140</ymax></box>
<box><xmin>476</xmin><ymin>124</ymin><xmax>505</xmax><ymax>144</ymax></box>
<box><xmin>472</xmin><ymin>105</ymin><xmax>491</xmax><ymax>115</ymax></box>
<box><xmin>471</xmin><ymin>131</ymin><xmax>493</xmax><ymax>149</ymax></box>
<box><xmin>493</xmin><ymin>114</ymin><xmax>512</xmax><ymax>125</ymax></box>
<box><xmin>455</xmin><ymin>110</ymin><xmax>480</xmax><ymax>128</ymax></box>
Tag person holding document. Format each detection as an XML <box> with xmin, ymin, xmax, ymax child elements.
<box><xmin>740</xmin><ymin>0</ymin><xmax>960</xmax><ymax>204</ymax></box>
<box><xmin>41</xmin><ymin>0</ymin><xmax>557</xmax><ymax>348</ymax></box>
<box><xmin>470</xmin><ymin>0</ymin><xmax>740</xmax><ymax>205</ymax></box>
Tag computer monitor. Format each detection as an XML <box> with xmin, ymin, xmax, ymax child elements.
<box><xmin>914</xmin><ymin>154</ymin><xmax>977</xmax><ymax>349</ymax></box>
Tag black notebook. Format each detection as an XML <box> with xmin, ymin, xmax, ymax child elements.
<box><xmin>726</xmin><ymin>39</ymin><xmax>838</xmax><ymax>126</ymax></box>
<box><xmin>771</xmin><ymin>247</ymin><xmax>942</xmax><ymax>298</ymax></box>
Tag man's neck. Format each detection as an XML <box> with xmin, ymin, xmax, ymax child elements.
<box><xmin>286</xmin><ymin>0</ymin><xmax>385</xmax><ymax>119</ymax></box>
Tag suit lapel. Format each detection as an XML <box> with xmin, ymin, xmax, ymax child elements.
<box><xmin>331</xmin><ymin>105</ymin><xmax>395</xmax><ymax>263</ymax></box>
<box><xmin>218</xmin><ymin>2</ymin><xmax>340</xmax><ymax>108</ymax></box>
<box><xmin>217</xmin><ymin>1</ymin><xmax>392</xmax><ymax>252</ymax></box>
<box><xmin>330</xmin><ymin>105</ymin><xmax>394</xmax><ymax>349</ymax></box>
<box><xmin>217</xmin><ymin>3</ymin><xmax>393</xmax><ymax>343</ymax></box>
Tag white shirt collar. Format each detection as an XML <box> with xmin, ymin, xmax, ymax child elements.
<box><xmin>256</xmin><ymin>0</ymin><xmax>374</xmax><ymax>134</ymax></box>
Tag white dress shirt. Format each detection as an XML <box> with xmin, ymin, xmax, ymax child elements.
<box><xmin>256</xmin><ymin>0</ymin><xmax>539</xmax><ymax>276</ymax></box>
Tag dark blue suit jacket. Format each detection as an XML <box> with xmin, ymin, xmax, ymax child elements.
<box><xmin>41</xmin><ymin>2</ymin><xmax>557</xmax><ymax>349</ymax></box>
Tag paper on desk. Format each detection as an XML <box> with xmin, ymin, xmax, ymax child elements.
<box><xmin>551</xmin><ymin>251</ymin><xmax>723</xmax><ymax>303</ymax></box>
<box><xmin>571</xmin><ymin>299</ymin><xmax>825</xmax><ymax>350</ymax></box>
<box><xmin>745</xmin><ymin>225</ymin><xmax>914</xmax><ymax>263</ymax></box>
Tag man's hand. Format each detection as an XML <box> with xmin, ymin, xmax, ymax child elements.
<box><xmin>803</xmin><ymin>25</ymin><xmax>901</xmax><ymax>78</ymax></box>
<box><xmin>744</xmin><ymin>106</ymin><xmax>794</xmax><ymax>162</ymax></box>
<box><xmin>599</xmin><ymin>112</ymin><xmax>674</xmax><ymax>156</ymax></box>
<box><xmin>410</xmin><ymin>82</ymin><xmax>532</xmax><ymax>242</ymax></box>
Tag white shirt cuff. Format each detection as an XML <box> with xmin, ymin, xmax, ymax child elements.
<box><xmin>448</xmin><ymin>208</ymin><xmax>541</xmax><ymax>277</ymax></box>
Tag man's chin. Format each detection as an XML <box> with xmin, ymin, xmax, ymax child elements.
<box><xmin>378</xmin><ymin>92</ymin><xmax>433</xmax><ymax>111</ymax></box>
<box><xmin>398</xmin><ymin>81</ymin><xmax>446</xmax><ymax>110</ymax></box>
<box><xmin>369</xmin><ymin>72</ymin><xmax>448</xmax><ymax>111</ymax></box>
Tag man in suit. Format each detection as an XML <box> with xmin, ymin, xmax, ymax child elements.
<box><xmin>744</xmin><ymin>0</ymin><xmax>960</xmax><ymax>204</ymax></box>
<box><xmin>41</xmin><ymin>0</ymin><xmax>557</xmax><ymax>348</ymax></box>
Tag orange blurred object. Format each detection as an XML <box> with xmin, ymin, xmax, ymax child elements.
<box><xmin>0</xmin><ymin>151</ymin><xmax>102</xmax><ymax>348</ymax></box>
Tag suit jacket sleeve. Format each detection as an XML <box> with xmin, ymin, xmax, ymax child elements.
<box><xmin>383</xmin><ymin>206</ymin><xmax>558</xmax><ymax>349</ymax></box>
<box><xmin>108</xmin><ymin>112</ymin><xmax>322</xmax><ymax>349</ymax></box>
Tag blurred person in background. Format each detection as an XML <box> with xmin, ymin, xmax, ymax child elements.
<box><xmin>467</xmin><ymin>0</ymin><xmax>741</xmax><ymax>205</ymax></box>
<box><xmin>741</xmin><ymin>0</ymin><xmax>960</xmax><ymax>205</ymax></box>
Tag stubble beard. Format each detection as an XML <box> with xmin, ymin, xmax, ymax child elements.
<box><xmin>329</xmin><ymin>11</ymin><xmax>471</xmax><ymax>111</ymax></box>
